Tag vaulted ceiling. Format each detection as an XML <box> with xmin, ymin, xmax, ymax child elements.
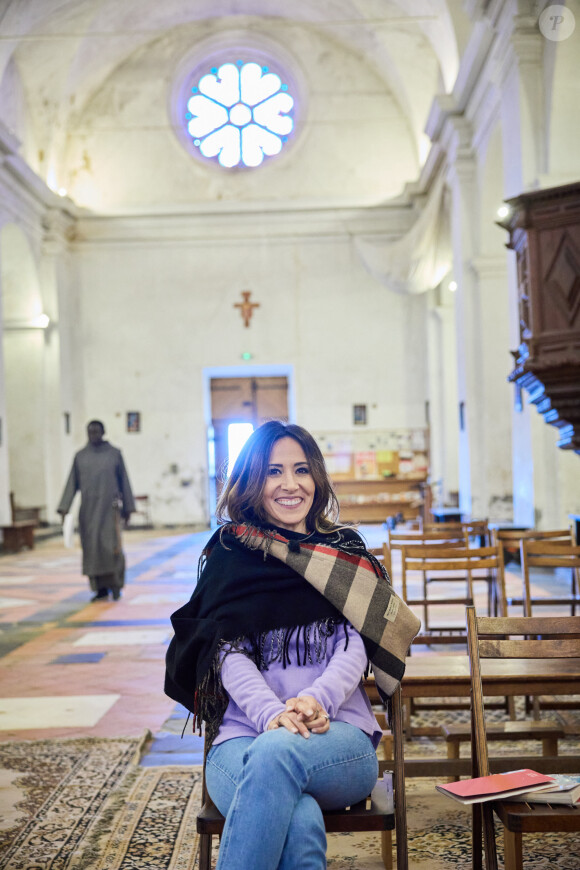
<box><xmin>0</xmin><ymin>1</ymin><xmax>471</xmax><ymax>211</ymax></box>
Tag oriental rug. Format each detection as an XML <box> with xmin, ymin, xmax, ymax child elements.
<box><xmin>0</xmin><ymin>735</ymin><xmax>148</xmax><ymax>870</ymax></box>
<box><xmin>61</xmin><ymin>759</ymin><xmax>580</xmax><ymax>870</ymax></box>
<box><xmin>1</xmin><ymin>729</ymin><xmax>579</xmax><ymax>869</ymax></box>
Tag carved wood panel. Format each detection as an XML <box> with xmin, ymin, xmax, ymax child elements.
<box><xmin>499</xmin><ymin>182</ymin><xmax>580</xmax><ymax>453</ymax></box>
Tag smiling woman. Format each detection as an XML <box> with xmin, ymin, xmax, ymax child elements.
<box><xmin>165</xmin><ymin>419</ymin><xmax>419</xmax><ymax>870</ymax></box>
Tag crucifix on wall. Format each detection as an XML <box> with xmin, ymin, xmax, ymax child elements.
<box><xmin>234</xmin><ymin>290</ymin><xmax>260</xmax><ymax>327</ymax></box>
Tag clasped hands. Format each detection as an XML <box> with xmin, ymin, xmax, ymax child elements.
<box><xmin>267</xmin><ymin>694</ymin><xmax>330</xmax><ymax>738</ymax></box>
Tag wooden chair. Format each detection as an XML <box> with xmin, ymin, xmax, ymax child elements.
<box><xmin>197</xmin><ymin>685</ymin><xmax>409</xmax><ymax>870</ymax></box>
<box><xmin>423</xmin><ymin>520</ymin><xmax>490</xmax><ymax>548</ymax></box>
<box><xmin>400</xmin><ymin>544</ymin><xmax>505</xmax><ymax>632</ymax></box>
<box><xmin>466</xmin><ymin>606</ymin><xmax>580</xmax><ymax>870</ymax></box>
<box><xmin>131</xmin><ymin>494</ymin><xmax>153</xmax><ymax>528</ymax></box>
<box><xmin>492</xmin><ymin>527</ymin><xmax>574</xmax><ymax>569</ymax></box>
<box><xmin>383</xmin><ymin>528</ymin><xmax>466</xmax><ymax>584</ymax></box>
<box><xmin>520</xmin><ymin>539</ymin><xmax>580</xmax><ymax>616</ymax></box>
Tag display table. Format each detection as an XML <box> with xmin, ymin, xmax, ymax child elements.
<box><xmin>333</xmin><ymin>477</ymin><xmax>428</xmax><ymax>524</ymax></box>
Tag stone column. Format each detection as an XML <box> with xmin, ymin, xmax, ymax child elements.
<box><xmin>445</xmin><ymin>114</ymin><xmax>513</xmax><ymax>521</ymax></box>
<box><xmin>446</xmin><ymin>121</ymin><xmax>480</xmax><ymax>518</ymax></box>
<box><xmin>427</xmin><ymin>286</ymin><xmax>460</xmax><ymax>507</ymax></box>
<box><xmin>39</xmin><ymin>207</ymin><xmax>78</xmax><ymax>522</ymax></box>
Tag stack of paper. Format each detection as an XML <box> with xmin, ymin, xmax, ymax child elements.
<box><xmin>503</xmin><ymin>774</ymin><xmax>580</xmax><ymax>805</ymax></box>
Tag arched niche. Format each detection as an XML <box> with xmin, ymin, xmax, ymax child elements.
<box><xmin>1</xmin><ymin>223</ymin><xmax>47</xmax><ymax>506</ymax></box>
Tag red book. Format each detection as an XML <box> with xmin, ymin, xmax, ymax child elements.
<box><xmin>436</xmin><ymin>769</ymin><xmax>554</xmax><ymax>805</ymax></box>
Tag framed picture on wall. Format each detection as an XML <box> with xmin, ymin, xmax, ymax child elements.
<box><xmin>127</xmin><ymin>412</ymin><xmax>141</xmax><ymax>433</ymax></box>
<box><xmin>353</xmin><ymin>404</ymin><xmax>367</xmax><ymax>426</ymax></box>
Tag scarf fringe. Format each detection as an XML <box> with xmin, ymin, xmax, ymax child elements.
<box><xmin>194</xmin><ymin>617</ymin><xmax>350</xmax><ymax>747</ymax></box>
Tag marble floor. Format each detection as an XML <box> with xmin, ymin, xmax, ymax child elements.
<box><xmin>0</xmin><ymin>527</ymin><xmax>210</xmax><ymax>772</ymax></box>
<box><xmin>0</xmin><ymin>523</ymin><xmax>572</xmax><ymax>760</ymax></box>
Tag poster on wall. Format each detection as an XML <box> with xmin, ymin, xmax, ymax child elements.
<box><xmin>313</xmin><ymin>427</ymin><xmax>429</xmax><ymax>481</ymax></box>
<box><xmin>376</xmin><ymin>450</ymin><xmax>399</xmax><ymax>478</ymax></box>
<box><xmin>324</xmin><ymin>454</ymin><xmax>352</xmax><ymax>476</ymax></box>
<box><xmin>353</xmin><ymin>404</ymin><xmax>367</xmax><ymax>425</ymax></box>
<box><xmin>127</xmin><ymin>412</ymin><xmax>141</xmax><ymax>433</ymax></box>
<box><xmin>354</xmin><ymin>451</ymin><xmax>378</xmax><ymax>479</ymax></box>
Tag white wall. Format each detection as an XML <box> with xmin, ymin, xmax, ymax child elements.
<box><xmin>71</xmin><ymin>212</ymin><xmax>428</xmax><ymax>524</ymax></box>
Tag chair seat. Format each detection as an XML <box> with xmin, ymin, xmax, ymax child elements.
<box><xmin>494</xmin><ymin>800</ymin><xmax>580</xmax><ymax>833</ymax></box>
<box><xmin>197</xmin><ymin>781</ymin><xmax>395</xmax><ymax>836</ymax></box>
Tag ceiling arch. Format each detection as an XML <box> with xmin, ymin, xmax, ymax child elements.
<box><xmin>0</xmin><ymin>1</ymin><xmax>466</xmax><ymax>205</ymax></box>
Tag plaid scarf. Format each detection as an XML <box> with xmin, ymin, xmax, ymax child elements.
<box><xmin>165</xmin><ymin>523</ymin><xmax>419</xmax><ymax>744</ymax></box>
<box><xmin>236</xmin><ymin>524</ymin><xmax>420</xmax><ymax>701</ymax></box>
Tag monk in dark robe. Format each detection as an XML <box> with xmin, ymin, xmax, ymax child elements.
<box><xmin>58</xmin><ymin>420</ymin><xmax>135</xmax><ymax>601</ymax></box>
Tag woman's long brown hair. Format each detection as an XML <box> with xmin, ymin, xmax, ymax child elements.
<box><xmin>216</xmin><ymin>420</ymin><xmax>339</xmax><ymax>532</ymax></box>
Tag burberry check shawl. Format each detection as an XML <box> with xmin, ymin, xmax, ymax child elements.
<box><xmin>164</xmin><ymin>522</ymin><xmax>420</xmax><ymax>743</ymax></box>
<box><xmin>237</xmin><ymin>524</ymin><xmax>421</xmax><ymax>699</ymax></box>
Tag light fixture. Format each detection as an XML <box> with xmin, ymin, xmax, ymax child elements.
<box><xmin>496</xmin><ymin>205</ymin><xmax>509</xmax><ymax>219</ymax></box>
<box><xmin>3</xmin><ymin>314</ymin><xmax>52</xmax><ymax>330</ymax></box>
<box><xmin>241</xmin><ymin>351</ymin><xmax>253</xmax><ymax>360</ymax></box>
<box><xmin>448</xmin><ymin>281</ymin><xmax>457</xmax><ymax>292</ymax></box>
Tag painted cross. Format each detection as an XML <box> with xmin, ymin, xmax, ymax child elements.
<box><xmin>235</xmin><ymin>290</ymin><xmax>260</xmax><ymax>327</ymax></box>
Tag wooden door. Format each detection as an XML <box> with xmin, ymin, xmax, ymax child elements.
<box><xmin>210</xmin><ymin>376</ymin><xmax>289</xmax><ymax>498</ymax></box>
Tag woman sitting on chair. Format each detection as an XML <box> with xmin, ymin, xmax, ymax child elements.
<box><xmin>165</xmin><ymin>421</ymin><xmax>419</xmax><ymax>870</ymax></box>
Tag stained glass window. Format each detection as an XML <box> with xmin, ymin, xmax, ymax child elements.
<box><xmin>185</xmin><ymin>61</ymin><xmax>295</xmax><ymax>169</ymax></box>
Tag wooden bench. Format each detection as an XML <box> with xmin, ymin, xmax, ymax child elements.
<box><xmin>1</xmin><ymin>492</ymin><xmax>43</xmax><ymax>553</ymax></box>
<box><xmin>1</xmin><ymin>521</ymin><xmax>36</xmax><ymax>553</ymax></box>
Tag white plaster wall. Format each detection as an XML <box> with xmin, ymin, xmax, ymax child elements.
<box><xmin>0</xmin><ymin>223</ymin><xmax>47</xmax><ymax>509</ymax></box>
<box><xmin>0</xmin><ymin>283</ymin><xmax>9</xmax><ymax>526</ymax></box>
<box><xmin>71</xmin><ymin>224</ymin><xmax>428</xmax><ymax>524</ymax></box>
<box><xmin>63</xmin><ymin>20</ymin><xmax>418</xmax><ymax>212</ymax></box>
<box><xmin>3</xmin><ymin>331</ymin><xmax>47</xmax><ymax>506</ymax></box>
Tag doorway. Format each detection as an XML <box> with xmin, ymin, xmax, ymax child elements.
<box><xmin>207</xmin><ymin>374</ymin><xmax>290</xmax><ymax>517</ymax></box>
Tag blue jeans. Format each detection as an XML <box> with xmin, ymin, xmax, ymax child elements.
<box><xmin>205</xmin><ymin>722</ymin><xmax>378</xmax><ymax>870</ymax></box>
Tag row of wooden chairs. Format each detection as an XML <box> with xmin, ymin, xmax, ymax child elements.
<box><xmin>379</xmin><ymin>524</ymin><xmax>580</xmax><ymax>633</ymax></box>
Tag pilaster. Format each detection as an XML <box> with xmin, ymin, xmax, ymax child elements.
<box><xmin>39</xmin><ymin>207</ymin><xmax>79</xmax><ymax>522</ymax></box>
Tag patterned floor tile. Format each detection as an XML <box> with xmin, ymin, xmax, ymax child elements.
<box><xmin>0</xmin><ymin>694</ymin><xmax>120</xmax><ymax>729</ymax></box>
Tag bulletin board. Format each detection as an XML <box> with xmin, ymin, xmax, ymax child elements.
<box><xmin>313</xmin><ymin>428</ymin><xmax>429</xmax><ymax>481</ymax></box>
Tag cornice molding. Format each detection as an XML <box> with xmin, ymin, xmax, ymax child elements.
<box><xmin>73</xmin><ymin>203</ymin><xmax>416</xmax><ymax>246</ymax></box>
<box><xmin>0</xmin><ymin>120</ymin><xmax>77</xmax><ymax>245</ymax></box>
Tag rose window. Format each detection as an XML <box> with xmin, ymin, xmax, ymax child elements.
<box><xmin>186</xmin><ymin>61</ymin><xmax>295</xmax><ymax>168</ymax></box>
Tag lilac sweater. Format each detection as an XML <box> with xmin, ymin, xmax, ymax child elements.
<box><xmin>213</xmin><ymin>622</ymin><xmax>382</xmax><ymax>749</ymax></box>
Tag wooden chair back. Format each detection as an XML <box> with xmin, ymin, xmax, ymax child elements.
<box><xmin>400</xmin><ymin>544</ymin><xmax>505</xmax><ymax>630</ymax></box>
<box><xmin>197</xmin><ymin>684</ymin><xmax>409</xmax><ymax>870</ymax></box>
<box><xmin>492</xmin><ymin>528</ymin><xmax>575</xmax><ymax>567</ymax></box>
<box><xmin>466</xmin><ymin>607</ymin><xmax>580</xmax><ymax>870</ymax></box>
<box><xmin>492</xmin><ymin>527</ymin><xmax>574</xmax><ymax>545</ymax></box>
<box><xmin>423</xmin><ymin>519</ymin><xmax>491</xmax><ymax>546</ymax></box>
<box><xmin>520</xmin><ymin>540</ymin><xmax>580</xmax><ymax>616</ymax></box>
<box><xmin>384</xmin><ymin>528</ymin><xmax>467</xmax><ymax>580</ymax></box>
<box><xmin>422</xmin><ymin>521</ymin><xmax>464</xmax><ymax>532</ymax></box>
